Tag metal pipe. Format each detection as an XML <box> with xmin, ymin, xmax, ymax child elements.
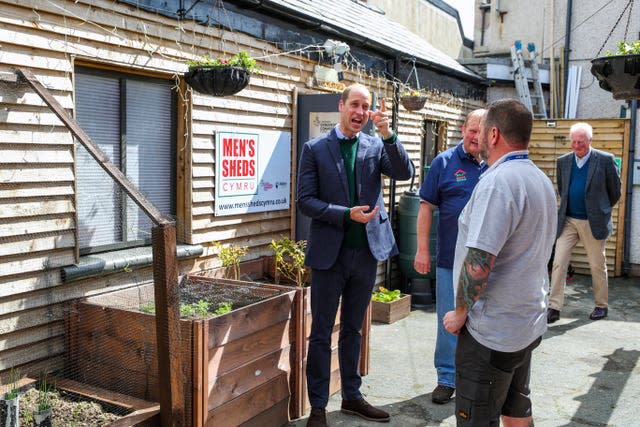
<box><xmin>563</xmin><ymin>0</ymin><xmax>573</xmax><ymax>110</ymax></box>
<box><xmin>385</xmin><ymin>57</ymin><xmax>401</xmax><ymax>290</ymax></box>
<box><xmin>623</xmin><ymin>100</ymin><xmax>637</xmax><ymax>276</ymax></box>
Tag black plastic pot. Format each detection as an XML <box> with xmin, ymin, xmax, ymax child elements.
<box><xmin>184</xmin><ymin>66</ymin><xmax>250</xmax><ymax>96</ymax></box>
<box><xmin>590</xmin><ymin>54</ymin><xmax>640</xmax><ymax>100</ymax></box>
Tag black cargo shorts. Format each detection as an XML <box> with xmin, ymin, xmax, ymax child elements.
<box><xmin>454</xmin><ymin>326</ymin><xmax>542</xmax><ymax>426</ymax></box>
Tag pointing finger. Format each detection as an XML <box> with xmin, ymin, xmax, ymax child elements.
<box><xmin>379</xmin><ymin>97</ymin><xmax>387</xmax><ymax>112</ymax></box>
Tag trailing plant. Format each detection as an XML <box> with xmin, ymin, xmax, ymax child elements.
<box><xmin>215</xmin><ymin>242</ymin><xmax>248</xmax><ymax>280</ymax></box>
<box><xmin>371</xmin><ymin>286</ymin><xmax>401</xmax><ymax>303</ymax></box>
<box><xmin>269</xmin><ymin>237</ymin><xmax>308</xmax><ymax>287</ymax></box>
<box><xmin>3</xmin><ymin>367</ymin><xmax>20</xmax><ymax>400</ymax></box>
<box><xmin>605</xmin><ymin>39</ymin><xmax>640</xmax><ymax>56</ymax></box>
<box><xmin>186</xmin><ymin>50</ymin><xmax>261</xmax><ymax>74</ymax></box>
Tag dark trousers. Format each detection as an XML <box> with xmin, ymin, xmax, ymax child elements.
<box><xmin>306</xmin><ymin>245</ymin><xmax>378</xmax><ymax>408</ymax></box>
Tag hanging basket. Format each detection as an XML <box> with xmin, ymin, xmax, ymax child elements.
<box><xmin>590</xmin><ymin>54</ymin><xmax>640</xmax><ymax>100</ymax></box>
<box><xmin>184</xmin><ymin>66</ymin><xmax>251</xmax><ymax>97</ymax></box>
<box><xmin>400</xmin><ymin>95</ymin><xmax>427</xmax><ymax>111</ymax></box>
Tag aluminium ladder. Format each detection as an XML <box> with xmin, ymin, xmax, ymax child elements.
<box><xmin>510</xmin><ymin>41</ymin><xmax>547</xmax><ymax>119</ymax></box>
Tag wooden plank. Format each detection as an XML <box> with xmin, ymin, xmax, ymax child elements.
<box><xmin>0</xmin><ymin>215</ymin><xmax>75</xmax><ymax>241</ymax></box>
<box><xmin>0</xmin><ymin>199</ymin><xmax>74</xmax><ymax>218</ymax></box>
<box><xmin>205</xmin><ymin>374</ymin><xmax>289</xmax><ymax>427</ymax></box>
<box><xmin>0</xmin><ymin>127</ymin><xmax>73</xmax><ymax>145</ymax></box>
<box><xmin>208</xmin><ymin>346</ymin><xmax>290</xmax><ymax>410</ymax></box>
<box><xmin>151</xmin><ymin>223</ymin><xmax>185</xmax><ymax>427</ymax></box>
<box><xmin>0</xmin><ymin>183</ymin><xmax>74</xmax><ymax>199</ymax></box>
<box><xmin>193</xmin><ymin>320</ymin><xmax>205</xmax><ymax>427</ymax></box>
<box><xmin>0</xmin><ymin>302</ymin><xmax>64</xmax><ymax>333</ymax></box>
<box><xmin>50</xmin><ymin>377</ymin><xmax>158</xmax><ymax>412</ymax></box>
<box><xmin>0</xmin><ymin>146</ymin><xmax>73</xmax><ymax>163</ymax></box>
<box><xmin>0</xmin><ymin>250</ymin><xmax>75</xmax><ymax>277</ymax></box>
<box><xmin>207</xmin><ymin>320</ymin><xmax>291</xmax><ymax>376</ymax></box>
<box><xmin>0</xmin><ymin>164</ymin><xmax>75</xmax><ymax>183</ymax></box>
<box><xmin>238</xmin><ymin>398</ymin><xmax>290</xmax><ymax>427</ymax></box>
<box><xmin>16</xmin><ymin>67</ymin><xmax>170</xmax><ymax>226</ymax></box>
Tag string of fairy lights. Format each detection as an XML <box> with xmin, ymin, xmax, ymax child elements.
<box><xmin>0</xmin><ymin>0</ymin><xmax>476</xmax><ymax>127</ymax></box>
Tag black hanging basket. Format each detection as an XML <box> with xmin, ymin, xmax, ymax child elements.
<box><xmin>400</xmin><ymin>95</ymin><xmax>427</xmax><ymax>111</ymax></box>
<box><xmin>184</xmin><ymin>66</ymin><xmax>251</xmax><ymax>97</ymax></box>
<box><xmin>590</xmin><ymin>54</ymin><xmax>640</xmax><ymax>100</ymax></box>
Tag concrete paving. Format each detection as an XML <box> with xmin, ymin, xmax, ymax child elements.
<box><xmin>288</xmin><ymin>274</ymin><xmax>640</xmax><ymax>426</ymax></box>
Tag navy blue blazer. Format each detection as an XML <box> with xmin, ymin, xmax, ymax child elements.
<box><xmin>556</xmin><ymin>148</ymin><xmax>621</xmax><ymax>240</ymax></box>
<box><xmin>296</xmin><ymin>128</ymin><xmax>413</xmax><ymax>270</ymax></box>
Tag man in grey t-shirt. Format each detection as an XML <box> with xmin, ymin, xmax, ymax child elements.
<box><xmin>444</xmin><ymin>99</ymin><xmax>557</xmax><ymax>426</ymax></box>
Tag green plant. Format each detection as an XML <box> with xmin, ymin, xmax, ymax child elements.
<box><xmin>213</xmin><ymin>301</ymin><xmax>233</xmax><ymax>316</ymax></box>
<box><xmin>3</xmin><ymin>367</ymin><xmax>20</xmax><ymax>400</ymax></box>
<box><xmin>36</xmin><ymin>377</ymin><xmax>51</xmax><ymax>412</ymax></box>
<box><xmin>180</xmin><ymin>299</ymin><xmax>211</xmax><ymax>318</ymax></box>
<box><xmin>186</xmin><ymin>50</ymin><xmax>261</xmax><ymax>74</ymax></box>
<box><xmin>400</xmin><ymin>87</ymin><xmax>425</xmax><ymax>98</ymax></box>
<box><xmin>605</xmin><ymin>39</ymin><xmax>640</xmax><ymax>56</ymax></box>
<box><xmin>215</xmin><ymin>242</ymin><xmax>248</xmax><ymax>280</ymax></box>
<box><xmin>371</xmin><ymin>286</ymin><xmax>401</xmax><ymax>303</ymax></box>
<box><xmin>139</xmin><ymin>302</ymin><xmax>155</xmax><ymax>314</ymax></box>
<box><xmin>269</xmin><ymin>237</ymin><xmax>308</xmax><ymax>287</ymax></box>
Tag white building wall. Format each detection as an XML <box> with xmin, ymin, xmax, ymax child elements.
<box><xmin>368</xmin><ymin>0</ymin><xmax>468</xmax><ymax>58</ymax></box>
<box><xmin>474</xmin><ymin>0</ymin><xmax>640</xmax><ymax>273</ymax></box>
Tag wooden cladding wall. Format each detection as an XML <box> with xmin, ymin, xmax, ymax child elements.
<box><xmin>0</xmin><ymin>0</ymin><xmax>483</xmax><ymax>376</ymax></box>
<box><xmin>530</xmin><ymin>119</ymin><xmax>630</xmax><ymax>277</ymax></box>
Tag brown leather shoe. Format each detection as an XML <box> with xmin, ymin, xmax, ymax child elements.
<box><xmin>341</xmin><ymin>398</ymin><xmax>390</xmax><ymax>422</ymax></box>
<box><xmin>547</xmin><ymin>308</ymin><xmax>560</xmax><ymax>324</ymax></box>
<box><xmin>306</xmin><ymin>407</ymin><xmax>327</xmax><ymax>427</ymax></box>
<box><xmin>431</xmin><ymin>384</ymin><xmax>455</xmax><ymax>404</ymax></box>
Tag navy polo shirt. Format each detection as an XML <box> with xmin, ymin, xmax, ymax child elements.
<box><xmin>418</xmin><ymin>142</ymin><xmax>487</xmax><ymax>269</ymax></box>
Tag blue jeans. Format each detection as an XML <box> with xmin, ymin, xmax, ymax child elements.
<box><xmin>435</xmin><ymin>267</ymin><xmax>456</xmax><ymax>388</ymax></box>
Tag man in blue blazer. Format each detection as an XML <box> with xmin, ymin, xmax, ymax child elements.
<box><xmin>547</xmin><ymin>122</ymin><xmax>621</xmax><ymax>323</ymax></box>
<box><xmin>297</xmin><ymin>84</ymin><xmax>412</xmax><ymax>426</ymax></box>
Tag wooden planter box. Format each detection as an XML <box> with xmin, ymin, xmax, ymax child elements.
<box><xmin>66</xmin><ymin>277</ymin><xmax>296</xmax><ymax>427</ymax></box>
<box><xmin>195</xmin><ymin>257</ymin><xmax>370</xmax><ymax>420</ymax></box>
<box><xmin>0</xmin><ymin>377</ymin><xmax>159</xmax><ymax>426</ymax></box>
<box><xmin>371</xmin><ymin>294</ymin><xmax>411</xmax><ymax>324</ymax></box>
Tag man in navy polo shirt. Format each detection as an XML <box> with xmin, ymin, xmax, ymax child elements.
<box><xmin>414</xmin><ymin>109</ymin><xmax>486</xmax><ymax>404</ymax></box>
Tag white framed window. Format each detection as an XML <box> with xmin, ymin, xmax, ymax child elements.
<box><xmin>74</xmin><ymin>67</ymin><xmax>176</xmax><ymax>254</ymax></box>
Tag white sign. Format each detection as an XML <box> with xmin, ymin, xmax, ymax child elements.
<box><xmin>309</xmin><ymin>112</ymin><xmax>340</xmax><ymax>139</ymax></box>
<box><xmin>214</xmin><ymin>129</ymin><xmax>291</xmax><ymax>216</ymax></box>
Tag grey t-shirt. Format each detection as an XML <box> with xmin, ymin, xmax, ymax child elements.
<box><xmin>453</xmin><ymin>150</ymin><xmax>557</xmax><ymax>352</ymax></box>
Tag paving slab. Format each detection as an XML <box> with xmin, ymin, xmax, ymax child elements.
<box><xmin>287</xmin><ymin>274</ymin><xmax>640</xmax><ymax>427</ymax></box>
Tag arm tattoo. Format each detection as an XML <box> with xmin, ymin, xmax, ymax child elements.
<box><xmin>456</xmin><ymin>247</ymin><xmax>496</xmax><ymax>309</ymax></box>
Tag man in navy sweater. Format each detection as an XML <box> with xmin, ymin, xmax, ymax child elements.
<box><xmin>547</xmin><ymin>122</ymin><xmax>621</xmax><ymax>323</ymax></box>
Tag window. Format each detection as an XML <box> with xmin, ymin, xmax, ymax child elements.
<box><xmin>74</xmin><ymin>67</ymin><xmax>176</xmax><ymax>254</ymax></box>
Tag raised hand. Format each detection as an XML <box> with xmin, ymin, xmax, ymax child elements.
<box><xmin>368</xmin><ymin>98</ymin><xmax>392</xmax><ymax>139</ymax></box>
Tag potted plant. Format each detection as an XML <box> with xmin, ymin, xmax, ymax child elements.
<box><xmin>591</xmin><ymin>39</ymin><xmax>640</xmax><ymax>100</ymax></box>
<box><xmin>371</xmin><ymin>286</ymin><xmax>412</xmax><ymax>324</ymax></box>
<box><xmin>184</xmin><ymin>50</ymin><xmax>260</xmax><ymax>96</ymax></box>
<box><xmin>0</xmin><ymin>368</ymin><xmax>21</xmax><ymax>427</ymax></box>
<box><xmin>400</xmin><ymin>87</ymin><xmax>428</xmax><ymax>111</ymax></box>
